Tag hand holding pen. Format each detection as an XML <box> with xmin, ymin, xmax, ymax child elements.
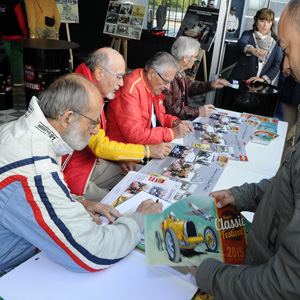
<box><xmin>198</xmin><ymin>104</ymin><xmax>216</xmax><ymax>117</ymax></box>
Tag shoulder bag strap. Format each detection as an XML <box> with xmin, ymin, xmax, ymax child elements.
<box><xmin>35</xmin><ymin>0</ymin><xmax>45</xmax><ymax>17</ymax></box>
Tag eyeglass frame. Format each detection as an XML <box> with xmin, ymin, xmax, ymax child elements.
<box><xmin>155</xmin><ymin>70</ymin><xmax>173</xmax><ymax>85</ymax></box>
<box><xmin>100</xmin><ymin>66</ymin><xmax>125</xmax><ymax>80</ymax></box>
<box><xmin>73</xmin><ymin>111</ymin><xmax>101</xmax><ymax>129</ymax></box>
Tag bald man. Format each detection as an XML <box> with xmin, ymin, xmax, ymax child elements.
<box><xmin>62</xmin><ymin>48</ymin><xmax>172</xmax><ymax>202</ymax></box>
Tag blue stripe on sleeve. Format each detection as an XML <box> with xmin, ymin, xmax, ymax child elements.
<box><xmin>34</xmin><ymin>174</ymin><xmax>123</xmax><ymax>266</ymax></box>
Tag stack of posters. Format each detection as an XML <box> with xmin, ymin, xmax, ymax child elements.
<box><xmin>101</xmin><ymin>171</ymin><xmax>182</xmax><ymax>206</ymax></box>
<box><xmin>183</xmin><ymin>111</ymin><xmax>249</xmax><ymax>162</ymax></box>
<box><xmin>145</xmin><ymin>195</ymin><xmax>251</xmax><ymax>266</ymax></box>
<box><xmin>139</xmin><ymin>144</ymin><xmax>230</xmax><ymax>197</ymax></box>
<box><xmin>241</xmin><ymin>113</ymin><xmax>279</xmax><ymax>145</ymax></box>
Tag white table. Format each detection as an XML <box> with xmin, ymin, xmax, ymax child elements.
<box><xmin>0</xmin><ymin>113</ymin><xmax>287</xmax><ymax>300</ymax></box>
<box><xmin>0</xmin><ymin>251</ymin><xmax>197</xmax><ymax>300</ymax></box>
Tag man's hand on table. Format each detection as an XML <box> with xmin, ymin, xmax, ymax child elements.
<box><xmin>173</xmin><ymin>120</ymin><xmax>194</xmax><ymax>138</ymax></box>
<box><xmin>78</xmin><ymin>199</ymin><xmax>122</xmax><ymax>225</ymax></box>
<box><xmin>136</xmin><ymin>199</ymin><xmax>163</xmax><ymax>215</ymax></box>
<box><xmin>148</xmin><ymin>143</ymin><xmax>173</xmax><ymax>159</ymax></box>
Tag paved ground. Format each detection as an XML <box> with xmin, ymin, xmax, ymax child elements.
<box><xmin>0</xmin><ymin>86</ymin><xmax>27</xmax><ymax>125</ymax></box>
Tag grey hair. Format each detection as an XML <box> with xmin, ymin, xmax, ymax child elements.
<box><xmin>171</xmin><ymin>36</ymin><xmax>200</xmax><ymax>61</ymax></box>
<box><xmin>39</xmin><ymin>74</ymin><xmax>92</xmax><ymax>119</ymax></box>
<box><xmin>145</xmin><ymin>51</ymin><xmax>178</xmax><ymax>74</ymax></box>
<box><xmin>287</xmin><ymin>0</ymin><xmax>300</xmax><ymax>35</ymax></box>
<box><xmin>86</xmin><ymin>47</ymin><xmax>121</xmax><ymax>72</ymax></box>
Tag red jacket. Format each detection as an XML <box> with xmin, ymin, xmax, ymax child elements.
<box><xmin>106</xmin><ymin>68</ymin><xmax>179</xmax><ymax>144</ymax></box>
<box><xmin>61</xmin><ymin>64</ymin><xmax>145</xmax><ymax>196</ymax></box>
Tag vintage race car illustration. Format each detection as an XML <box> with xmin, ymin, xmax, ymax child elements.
<box><xmin>155</xmin><ymin>213</ymin><xmax>219</xmax><ymax>263</ymax></box>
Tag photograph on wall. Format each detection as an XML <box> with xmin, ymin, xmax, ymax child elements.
<box><xmin>177</xmin><ymin>5</ymin><xmax>219</xmax><ymax>52</ymax></box>
<box><xmin>226</xmin><ymin>0</ymin><xmax>245</xmax><ymax>40</ymax></box>
<box><xmin>103</xmin><ymin>1</ymin><xmax>146</xmax><ymax>40</ymax></box>
<box><xmin>55</xmin><ymin>0</ymin><xmax>79</xmax><ymax>23</ymax></box>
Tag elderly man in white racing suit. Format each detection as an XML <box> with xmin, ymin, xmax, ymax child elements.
<box><xmin>0</xmin><ymin>74</ymin><xmax>162</xmax><ymax>275</ymax></box>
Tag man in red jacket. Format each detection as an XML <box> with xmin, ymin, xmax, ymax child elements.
<box><xmin>106</xmin><ymin>51</ymin><xmax>194</xmax><ymax>145</ymax></box>
<box><xmin>62</xmin><ymin>48</ymin><xmax>172</xmax><ymax>202</ymax></box>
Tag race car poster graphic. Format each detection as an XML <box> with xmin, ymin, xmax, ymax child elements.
<box><xmin>177</xmin><ymin>5</ymin><xmax>219</xmax><ymax>52</ymax></box>
<box><xmin>103</xmin><ymin>1</ymin><xmax>146</xmax><ymax>40</ymax></box>
<box><xmin>145</xmin><ymin>196</ymin><xmax>250</xmax><ymax>266</ymax></box>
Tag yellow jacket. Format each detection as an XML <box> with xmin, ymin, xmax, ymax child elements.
<box><xmin>25</xmin><ymin>0</ymin><xmax>60</xmax><ymax>38</ymax></box>
<box><xmin>88</xmin><ymin>128</ymin><xmax>145</xmax><ymax>161</ymax></box>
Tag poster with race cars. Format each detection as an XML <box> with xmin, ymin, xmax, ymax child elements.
<box><xmin>103</xmin><ymin>1</ymin><xmax>146</xmax><ymax>40</ymax></box>
<box><xmin>177</xmin><ymin>5</ymin><xmax>219</xmax><ymax>52</ymax></box>
<box><xmin>145</xmin><ymin>196</ymin><xmax>250</xmax><ymax>266</ymax></box>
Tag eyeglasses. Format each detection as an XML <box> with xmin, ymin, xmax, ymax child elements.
<box><xmin>74</xmin><ymin>111</ymin><xmax>101</xmax><ymax>129</ymax></box>
<box><xmin>101</xmin><ymin>66</ymin><xmax>125</xmax><ymax>80</ymax></box>
<box><xmin>155</xmin><ymin>70</ymin><xmax>173</xmax><ymax>85</ymax></box>
<box><xmin>190</xmin><ymin>54</ymin><xmax>199</xmax><ymax>60</ymax></box>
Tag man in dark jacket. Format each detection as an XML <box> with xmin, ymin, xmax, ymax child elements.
<box><xmin>190</xmin><ymin>1</ymin><xmax>300</xmax><ymax>298</ymax></box>
<box><xmin>280</xmin><ymin>73</ymin><xmax>300</xmax><ymax>157</ymax></box>
<box><xmin>163</xmin><ymin>36</ymin><xmax>228</xmax><ymax>120</ymax></box>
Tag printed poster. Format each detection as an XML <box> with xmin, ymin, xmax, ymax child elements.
<box><xmin>55</xmin><ymin>0</ymin><xmax>79</xmax><ymax>23</ymax></box>
<box><xmin>140</xmin><ymin>144</ymin><xmax>230</xmax><ymax>197</ymax></box>
<box><xmin>103</xmin><ymin>1</ymin><xmax>146</xmax><ymax>40</ymax></box>
<box><xmin>183</xmin><ymin>111</ymin><xmax>248</xmax><ymax>162</ymax></box>
<box><xmin>177</xmin><ymin>5</ymin><xmax>219</xmax><ymax>52</ymax></box>
<box><xmin>145</xmin><ymin>196</ymin><xmax>250</xmax><ymax>266</ymax></box>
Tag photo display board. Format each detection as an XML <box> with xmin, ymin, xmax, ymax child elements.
<box><xmin>177</xmin><ymin>5</ymin><xmax>219</xmax><ymax>52</ymax></box>
<box><xmin>55</xmin><ymin>0</ymin><xmax>79</xmax><ymax>23</ymax></box>
<box><xmin>104</xmin><ymin>1</ymin><xmax>146</xmax><ymax>40</ymax></box>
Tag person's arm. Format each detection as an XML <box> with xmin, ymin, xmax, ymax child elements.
<box><xmin>14</xmin><ymin>4</ymin><xmax>29</xmax><ymax>38</ymax></box>
<box><xmin>230</xmin><ymin>178</ymin><xmax>272</xmax><ymax>213</ymax></box>
<box><xmin>52</xmin><ymin>0</ymin><xmax>60</xmax><ymax>38</ymax></box>
<box><xmin>186</xmin><ymin>76</ymin><xmax>213</xmax><ymax>97</ymax></box>
<box><xmin>24</xmin><ymin>0</ymin><xmax>36</xmax><ymax>38</ymax></box>
<box><xmin>9</xmin><ymin>169</ymin><xmax>160</xmax><ymax>273</ymax></box>
<box><xmin>162</xmin><ymin>77</ymin><xmax>199</xmax><ymax>120</ymax></box>
<box><xmin>237</xmin><ymin>31</ymin><xmax>254</xmax><ymax>56</ymax></box>
<box><xmin>261</xmin><ymin>45</ymin><xmax>283</xmax><ymax>83</ymax></box>
<box><xmin>88</xmin><ymin>128</ymin><xmax>172</xmax><ymax>160</ymax></box>
<box><xmin>234</xmin><ymin>16</ymin><xmax>239</xmax><ymax>31</ymax></box>
<box><xmin>194</xmin><ymin>214</ymin><xmax>300</xmax><ymax>299</ymax></box>
<box><xmin>88</xmin><ymin>128</ymin><xmax>145</xmax><ymax>161</ymax></box>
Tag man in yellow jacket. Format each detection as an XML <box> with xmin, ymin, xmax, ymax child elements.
<box><xmin>25</xmin><ymin>0</ymin><xmax>60</xmax><ymax>39</ymax></box>
<box><xmin>62</xmin><ymin>47</ymin><xmax>172</xmax><ymax>202</ymax></box>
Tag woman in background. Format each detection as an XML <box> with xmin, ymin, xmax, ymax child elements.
<box><xmin>229</xmin><ymin>8</ymin><xmax>282</xmax><ymax>84</ymax></box>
